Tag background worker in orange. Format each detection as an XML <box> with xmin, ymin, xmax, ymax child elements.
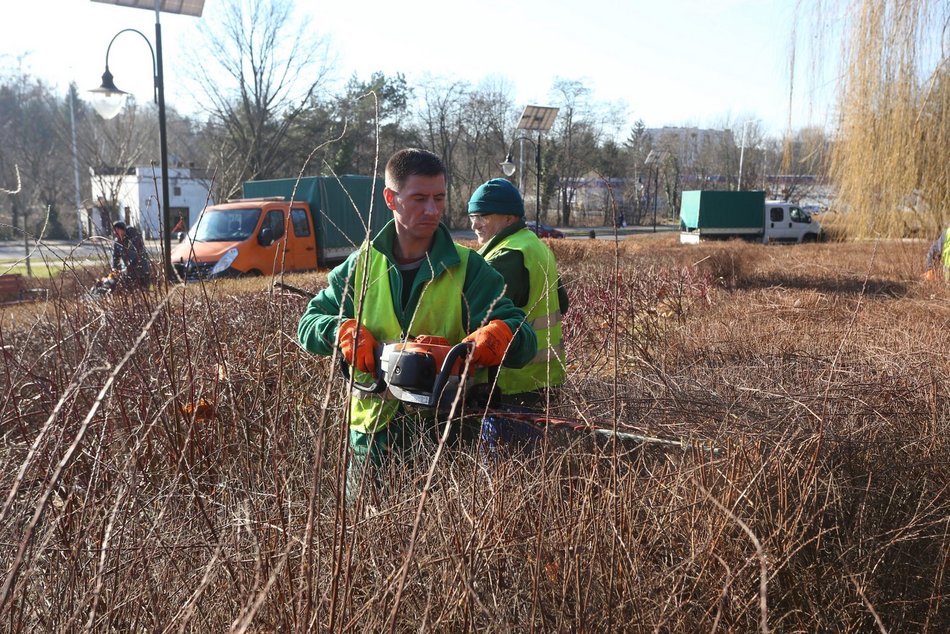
<box><xmin>467</xmin><ymin>178</ymin><xmax>569</xmax><ymax>406</ymax></box>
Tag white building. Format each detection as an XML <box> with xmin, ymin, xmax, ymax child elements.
<box><xmin>89</xmin><ymin>165</ymin><xmax>214</xmax><ymax>238</ymax></box>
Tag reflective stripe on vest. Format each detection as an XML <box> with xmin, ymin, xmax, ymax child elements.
<box><xmin>347</xmin><ymin>242</ymin><xmax>470</xmax><ymax>433</ymax></box>
<box><xmin>480</xmin><ymin>228</ymin><xmax>565</xmax><ymax>394</ymax></box>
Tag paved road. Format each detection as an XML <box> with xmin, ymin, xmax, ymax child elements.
<box><xmin>0</xmin><ymin>237</ymin><xmax>124</xmax><ymax>263</ymax></box>
<box><xmin>563</xmin><ymin>224</ymin><xmax>678</xmax><ymax>240</ymax></box>
<box><xmin>455</xmin><ymin>223</ymin><xmax>678</xmax><ymax>242</ymax></box>
<box><xmin>0</xmin><ymin>223</ymin><xmax>679</xmax><ymax>262</ymax></box>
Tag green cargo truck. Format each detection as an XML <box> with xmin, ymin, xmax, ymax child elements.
<box><xmin>679</xmin><ymin>190</ymin><xmax>821</xmax><ymax>244</ymax></box>
<box><xmin>171</xmin><ymin>175</ymin><xmax>390</xmax><ymax>278</ymax></box>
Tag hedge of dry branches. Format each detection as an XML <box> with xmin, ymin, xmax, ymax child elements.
<box><xmin>0</xmin><ymin>235</ymin><xmax>947</xmax><ymax>632</ymax></box>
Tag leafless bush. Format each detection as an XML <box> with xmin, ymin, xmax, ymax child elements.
<box><xmin>0</xmin><ymin>236</ymin><xmax>947</xmax><ymax>631</ymax></box>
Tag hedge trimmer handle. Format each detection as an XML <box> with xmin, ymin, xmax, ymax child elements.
<box><xmin>339</xmin><ymin>345</ymin><xmax>385</xmax><ymax>394</ymax></box>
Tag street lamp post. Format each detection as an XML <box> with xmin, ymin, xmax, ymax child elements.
<box><xmin>89</xmin><ymin>27</ymin><xmax>172</xmax><ymax>281</ymax></box>
<box><xmin>653</xmin><ymin>166</ymin><xmax>659</xmax><ymax>232</ymax></box>
<box><xmin>88</xmin><ymin>0</ymin><xmax>204</xmax><ymax>282</ymax></box>
<box><xmin>500</xmin><ymin>133</ymin><xmax>542</xmax><ymax>231</ymax></box>
<box><xmin>68</xmin><ymin>85</ymin><xmax>84</xmax><ymax>241</ymax></box>
<box><xmin>636</xmin><ymin>178</ymin><xmax>645</xmax><ymax>226</ymax></box>
<box><xmin>645</xmin><ymin>150</ymin><xmax>666</xmax><ymax>233</ymax></box>
<box><xmin>499</xmin><ymin>105</ymin><xmax>558</xmax><ymax>234</ymax></box>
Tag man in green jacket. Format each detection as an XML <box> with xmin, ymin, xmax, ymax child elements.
<box><xmin>468</xmin><ymin>178</ymin><xmax>568</xmax><ymax>406</ymax></box>
<box><xmin>297</xmin><ymin>149</ymin><xmax>537</xmax><ymax>497</ymax></box>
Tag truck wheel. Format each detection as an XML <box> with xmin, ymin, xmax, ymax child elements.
<box><xmin>802</xmin><ymin>233</ymin><xmax>818</xmax><ymax>243</ymax></box>
<box><xmin>241</xmin><ymin>269</ymin><xmax>263</xmax><ymax>277</ymax></box>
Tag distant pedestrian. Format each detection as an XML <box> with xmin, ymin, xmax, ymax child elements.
<box><xmin>111</xmin><ymin>221</ymin><xmax>151</xmax><ymax>290</ymax></box>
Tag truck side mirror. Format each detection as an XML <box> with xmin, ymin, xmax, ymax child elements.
<box><xmin>259</xmin><ymin>226</ymin><xmax>273</xmax><ymax>247</ymax></box>
<box><xmin>176</xmin><ymin>231</ymin><xmax>185</xmax><ymax>243</ymax></box>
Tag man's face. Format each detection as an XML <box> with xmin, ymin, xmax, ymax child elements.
<box><xmin>114</xmin><ymin>227</ymin><xmax>126</xmax><ymax>241</ymax></box>
<box><xmin>385</xmin><ymin>174</ymin><xmax>446</xmax><ymax>242</ymax></box>
<box><xmin>469</xmin><ymin>213</ymin><xmax>513</xmax><ymax>246</ymax></box>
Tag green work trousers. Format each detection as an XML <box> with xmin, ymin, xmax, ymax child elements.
<box><xmin>345</xmin><ymin>410</ymin><xmax>481</xmax><ymax>503</ymax></box>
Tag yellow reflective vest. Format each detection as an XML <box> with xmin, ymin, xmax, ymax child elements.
<box><xmin>479</xmin><ymin>228</ymin><xmax>565</xmax><ymax>394</ymax></box>
<box><xmin>348</xmin><ymin>242</ymin><xmax>469</xmax><ymax>433</ymax></box>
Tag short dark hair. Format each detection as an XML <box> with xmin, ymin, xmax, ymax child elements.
<box><xmin>385</xmin><ymin>148</ymin><xmax>445</xmax><ymax>191</ymax></box>
<box><xmin>112</xmin><ymin>221</ymin><xmax>127</xmax><ymax>231</ymax></box>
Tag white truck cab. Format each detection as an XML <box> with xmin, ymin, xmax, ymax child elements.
<box><xmin>763</xmin><ymin>201</ymin><xmax>821</xmax><ymax>243</ymax></box>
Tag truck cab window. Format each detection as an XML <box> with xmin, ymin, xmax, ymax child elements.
<box><xmin>770</xmin><ymin>207</ymin><xmax>785</xmax><ymax>222</ymax></box>
<box><xmin>790</xmin><ymin>207</ymin><xmax>809</xmax><ymax>223</ymax></box>
<box><xmin>291</xmin><ymin>208</ymin><xmax>311</xmax><ymax>237</ymax></box>
<box><xmin>264</xmin><ymin>210</ymin><xmax>285</xmax><ymax>241</ymax></box>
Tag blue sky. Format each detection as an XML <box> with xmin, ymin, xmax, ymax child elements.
<box><xmin>1</xmin><ymin>0</ymin><xmax>839</xmax><ymax>137</ymax></box>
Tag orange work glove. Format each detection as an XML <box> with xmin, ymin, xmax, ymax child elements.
<box><xmin>336</xmin><ymin>319</ymin><xmax>378</xmax><ymax>375</ymax></box>
<box><xmin>462</xmin><ymin>320</ymin><xmax>514</xmax><ymax>368</ymax></box>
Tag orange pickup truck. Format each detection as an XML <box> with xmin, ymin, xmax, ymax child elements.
<box><xmin>171</xmin><ymin>176</ymin><xmax>390</xmax><ymax>279</ymax></box>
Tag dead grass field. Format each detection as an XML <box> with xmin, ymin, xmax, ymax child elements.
<box><xmin>1</xmin><ymin>235</ymin><xmax>948</xmax><ymax>632</ymax></box>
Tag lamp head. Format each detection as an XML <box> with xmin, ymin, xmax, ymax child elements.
<box><xmin>499</xmin><ymin>152</ymin><xmax>516</xmax><ymax>177</ymax></box>
<box><xmin>89</xmin><ymin>68</ymin><xmax>128</xmax><ymax>120</ymax></box>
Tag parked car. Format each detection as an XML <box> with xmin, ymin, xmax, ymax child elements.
<box><xmin>525</xmin><ymin>221</ymin><xmax>565</xmax><ymax>239</ymax></box>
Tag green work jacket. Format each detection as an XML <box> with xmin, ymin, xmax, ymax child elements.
<box><xmin>297</xmin><ymin>220</ymin><xmax>537</xmax><ymax>431</ymax></box>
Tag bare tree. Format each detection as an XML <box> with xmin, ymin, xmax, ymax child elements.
<box><xmin>549</xmin><ymin>79</ymin><xmax>599</xmax><ymax>226</ymax></box>
<box><xmin>463</xmin><ymin>80</ymin><xmax>517</xmax><ymax>169</ymax></box>
<box><xmin>412</xmin><ymin>76</ymin><xmax>520</xmax><ymax>228</ymax></box>
<box><xmin>0</xmin><ymin>73</ymin><xmax>74</xmax><ymax>247</ymax></box>
<box><xmin>623</xmin><ymin>119</ymin><xmax>653</xmax><ymax>224</ymax></box>
<box><xmin>189</xmin><ymin>0</ymin><xmax>335</xmax><ymax>197</ymax></box>
<box><xmin>80</xmin><ymin>95</ymin><xmax>169</xmax><ymax>233</ymax></box>
<box><xmin>416</xmin><ymin>77</ymin><xmax>471</xmax><ymax>228</ymax></box>
<box><xmin>774</xmin><ymin>126</ymin><xmax>830</xmax><ymax>201</ymax></box>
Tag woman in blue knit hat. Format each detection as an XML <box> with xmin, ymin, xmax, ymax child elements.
<box><xmin>467</xmin><ymin>178</ymin><xmax>569</xmax><ymax>407</ymax></box>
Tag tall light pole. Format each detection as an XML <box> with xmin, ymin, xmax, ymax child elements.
<box><xmin>645</xmin><ymin>150</ymin><xmax>668</xmax><ymax>233</ymax></box>
<box><xmin>67</xmin><ymin>84</ymin><xmax>84</xmax><ymax>241</ymax></box>
<box><xmin>500</xmin><ymin>135</ymin><xmax>542</xmax><ymax>230</ymax></box>
<box><xmin>498</xmin><ymin>105</ymin><xmax>558</xmax><ymax>232</ymax></box>
<box><xmin>88</xmin><ymin>0</ymin><xmax>204</xmax><ymax>281</ymax></box>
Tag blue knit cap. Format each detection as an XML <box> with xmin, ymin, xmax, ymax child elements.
<box><xmin>467</xmin><ymin>178</ymin><xmax>524</xmax><ymax>217</ymax></box>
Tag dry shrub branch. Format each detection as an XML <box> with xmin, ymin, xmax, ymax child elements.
<box><xmin>0</xmin><ymin>235</ymin><xmax>947</xmax><ymax>631</ymax></box>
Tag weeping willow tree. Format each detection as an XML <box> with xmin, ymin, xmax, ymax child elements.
<box><xmin>825</xmin><ymin>0</ymin><xmax>950</xmax><ymax>238</ymax></box>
